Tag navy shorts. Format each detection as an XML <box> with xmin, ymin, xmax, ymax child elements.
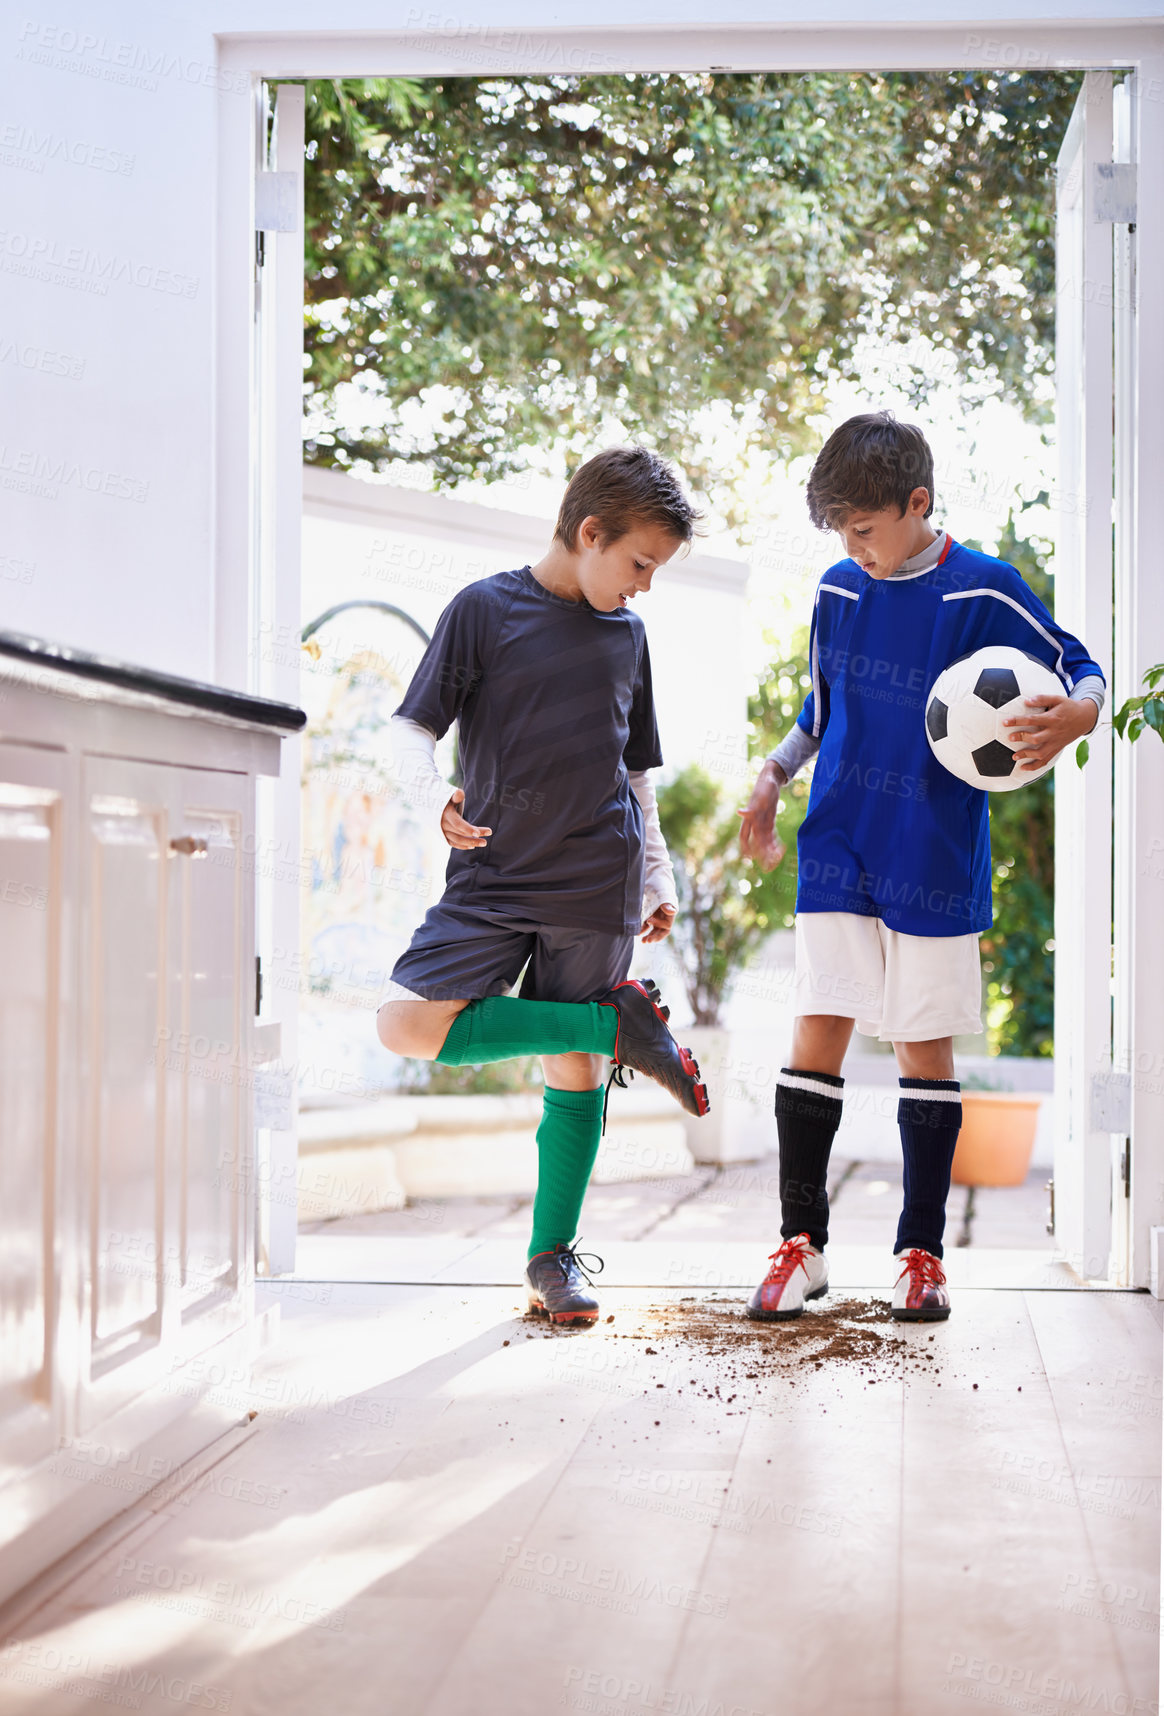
<box><xmin>389</xmin><ymin>900</ymin><xmax>634</xmax><ymax>1004</ymax></box>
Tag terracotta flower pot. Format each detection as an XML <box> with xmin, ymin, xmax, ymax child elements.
<box><xmin>951</xmin><ymin>1091</ymin><xmax>1042</xmax><ymax>1188</ymax></box>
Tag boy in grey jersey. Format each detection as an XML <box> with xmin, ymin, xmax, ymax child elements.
<box><xmin>377</xmin><ymin>448</ymin><xmax>710</xmax><ymax>1323</ymax></box>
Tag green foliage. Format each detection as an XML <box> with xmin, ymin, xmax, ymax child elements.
<box><xmin>980</xmin><ymin>786</ymin><xmax>1055</xmax><ymax>1057</ymax></box>
<box><xmin>656</xmin><ymin>633</ymin><xmax>812</xmax><ymax>1025</ymax></box>
<box><xmin>1112</xmin><ymin>663</ymin><xmax>1164</xmax><ymax>745</ymax></box>
<box><xmin>299</xmin><ymin>70</ymin><xmax>1080</xmax><ymax>518</ymax></box>
<box><xmin>397</xmin><ymin>1055</ymin><xmax>543</xmax><ymax>1094</ymax></box>
<box><xmin>968</xmin><ymin>511</ymin><xmax>1056</xmax><ymax>1057</ymax></box>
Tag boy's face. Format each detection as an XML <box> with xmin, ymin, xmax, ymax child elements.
<box><xmin>836</xmin><ymin>487</ymin><xmax>933</xmax><ymax>579</ymax></box>
<box><xmin>574</xmin><ymin>517</ymin><xmax>683</xmax><ymax>612</ymax></box>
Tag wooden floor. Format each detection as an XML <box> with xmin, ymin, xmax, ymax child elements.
<box><xmin>0</xmin><ymin>1260</ymin><xmax>1158</xmax><ymax>1715</ymax></box>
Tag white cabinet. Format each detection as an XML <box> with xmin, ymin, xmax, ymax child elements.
<box><xmin>0</xmin><ymin>746</ymin><xmax>68</xmax><ymax>1487</ymax></box>
<box><xmin>0</xmin><ymin>643</ymin><xmax>298</xmax><ymax>1603</ymax></box>
<box><xmin>79</xmin><ymin>759</ymin><xmax>252</xmax><ymax>1427</ymax></box>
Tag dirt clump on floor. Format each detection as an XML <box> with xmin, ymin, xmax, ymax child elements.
<box><xmin>623</xmin><ymin>1295</ymin><xmax>946</xmax><ymax>1394</ymax></box>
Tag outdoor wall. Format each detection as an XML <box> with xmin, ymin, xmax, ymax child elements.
<box><xmin>5</xmin><ymin>0</ymin><xmax>1159</xmax><ymax>683</ymax></box>
<box><xmin>301</xmin><ymin>468</ymin><xmax>750</xmax><ymax>778</ymax></box>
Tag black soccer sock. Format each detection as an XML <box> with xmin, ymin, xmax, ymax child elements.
<box><xmin>774</xmin><ymin>1067</ymin><xmax>845</xmax><ymax>1252</ymax></box>
<box><xmin>894</xmin><ymin>1077</ymin><xmax>963</xmax><ymax>1260</ymax></box>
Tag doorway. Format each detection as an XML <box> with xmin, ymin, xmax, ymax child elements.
<box><xmin>226</xmin><ymin>31</ymin><xmax>1162</xmax><ymax>1294</ymax></box>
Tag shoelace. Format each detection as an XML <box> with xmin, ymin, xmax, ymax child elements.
<box><xmin>601</xmin><ymin>1059</ymin><xmax>634</xmax><ymax>1134</ymax></box>
<box><xmin>896</xmin><ymin>1248</ymin><xmax>946</xmax><ymax>1290</ymax></box>
<box><xmin>555</xmin><ymin>1239</ymin><xmax>605</xmax><ymax>1288</ymax></box>
<box><xmin>763</xmin><ymin>1234</ymin><xmax>813</xmax><ymax>1286</ymax></box>
<box><xmin>599</xmin><ymin>978</ymin><xmax>671</xmax><ymax>1134</ymax></box>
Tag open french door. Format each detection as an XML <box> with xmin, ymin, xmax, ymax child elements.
<box><xmin>251</xmin><ymin>82</ymin><xmax>305</xmax><ymax>1277</ymax></box>
<box><xmin>1053</xmin><ymin>71</ymin><xmax>1136</xmax><ymax>1284</ymax></box>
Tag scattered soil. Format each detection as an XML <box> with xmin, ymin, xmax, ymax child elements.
<box><xmin>638</xmin><ymin>1295</ymin><xmax>942</xmax><ymax>1388</ymax></box>
<box><xmin>518</xmin><ymin>1293</ymin><xmax>988</xmax><ymax>1402</ymax></box>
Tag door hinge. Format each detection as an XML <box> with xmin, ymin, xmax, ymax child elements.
<box><xmin>1122</xmin><ymin>1139</ymin><xmax>1131</xmax><ymax>1199</ymax></box>
<box><xmin>1094</xmin><ymin>162</ymin><xmax>1136</xmax><ymax>224</ymax></box>
<box><xmin>255</xmin><ymin>954</ymin><xmax>263</xmax><ymax>1017</ymax></box>
<box><xmin>1045</xmin><ymin>1177</ymin><xmax>1055</xmax><ymax>1235</ymax></box>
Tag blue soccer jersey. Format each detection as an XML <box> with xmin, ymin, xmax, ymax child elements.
<box><xmin>793</xmin><ymin>538</ymin><xmax>1104</xmax><ymax>936</ymax></box>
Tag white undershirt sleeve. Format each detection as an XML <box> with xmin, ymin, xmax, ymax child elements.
<box><xmin>629</xmin><ymin>769</ymin><xmax>679</xmax><ymax>923</ymax></box>
<box><xmin>766</xmin><ymin>676</ymin><xmax>1104</xmax><ymax>774</ymax></box>
<box><xmin>390</xmin><ymin>714</ymin><xmax>452</xmax><ymax>823</ymax></box>
<box><xmin>767</xmin><ymin>724</ymin><xmax>820</xmax><ymax>781</ymax></box>
<box><xmin>1070</xmin><ymin>676</ymin><xmax>1105</xmax><ymax>717</ymax></box>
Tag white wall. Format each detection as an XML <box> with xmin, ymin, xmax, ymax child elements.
<box><xmin>1</xmin><ymin>12</ymin><xmax>226</xmax><ymax>677</ymax></box>
<box><xmin>4</xmin><ymin>4</ymin><xmax>1159</xmax><ymax>684</ymax></box>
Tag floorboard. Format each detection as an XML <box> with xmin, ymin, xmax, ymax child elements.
<box><xmin>0</xmin><ymin>1279</ymin><xmax>1156</xmax><ymax>1716</ymax></box>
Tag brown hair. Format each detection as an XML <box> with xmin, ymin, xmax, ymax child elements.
<box><xmin>806</xmin><ymin>412</ymin><xmax>935</xmax><ymax>531</ymax></box>
<box><xmin>553</xmin><ymin>446</ymin><xmax>702</xmax><ymax>552</ymax></box>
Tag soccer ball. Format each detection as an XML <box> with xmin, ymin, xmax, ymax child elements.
<box><xmin>924</xmin><ymin>646</ymin><xmax>1065</xmax><ymax>792</ymax></box>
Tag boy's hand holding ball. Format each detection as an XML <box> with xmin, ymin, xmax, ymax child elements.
<box><xmin>738</xmin><ymin>760</ymin><xmax>787</xmax><ymax>871</ymax></box>
<box><xmin>1004</xmin><ymin>693</ymin><xmax>1098</xmax><ymax>771</ymax></box>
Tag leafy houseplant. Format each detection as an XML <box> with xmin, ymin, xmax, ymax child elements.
<box><xmin>1110</xmin><ymin>666</ymin><xmax>1164</xmax><ymax>749</ymax></box>
<box><xmin>1075</xmin><ymin>664</ymin><xmax>1164</xmax><ymax>769</ymax></box>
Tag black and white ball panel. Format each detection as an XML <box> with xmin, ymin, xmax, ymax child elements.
<box><xmin>924</xmin><ymin>646</ymin><xmax>1065</xmax><ymax>793</ymax></box>
<box><xmin>972</xmin><ymin>666</ymin><xmax>1021</xmax><ymax>709</ymax></box>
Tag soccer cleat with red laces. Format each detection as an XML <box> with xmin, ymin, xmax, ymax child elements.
<box><xmin>891</xmin><ymin>1247</ymin><xmax>951</xmax><ymax>1322</ymax></box>
<box><xmin>596</xmin><ymin>979</ymin><xmax>710</xmax><ymax>1119</ymax></box>
<box><xmin>745</xmin><ymin>1233</ymin><xmax>829</xmax><ymax>1322</ymax></box>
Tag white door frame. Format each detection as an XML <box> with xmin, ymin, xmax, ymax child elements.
<box><xmin>213</xmin><ymin>20</ymin><xmax>1164</xmax><ymax>1290</ymax></box>
<box><xmin>1053</xmin><ymin>72</ymin><xmax>1116</xmax><ymax>1285</ymax></box>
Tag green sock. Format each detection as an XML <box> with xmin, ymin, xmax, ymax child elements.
<box><xmin>435</xmin><ymin>995</ymin><xmax>617</xmax><ymax>1066</ymax></box>
<box><xmin>527</xmin><ymin>1085</ymin><xmax>606</xmax><ymax>1259</ymax></box>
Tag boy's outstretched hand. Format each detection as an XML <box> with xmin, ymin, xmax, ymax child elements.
<box><xmin>1003</xmin><ymin>695</ymin><xmax>1098</xmax><ymax>771</ymax></box>
<box><xmin>641</xmin><ymin>903</ymin><xmax>676</xmax><ymax>944</ymax></box>
<box><xmin>737</xmin><ymin>760</ymin><xmax>787</xmax><ymax>871</ymax></box>
<box><xmin>440</xmin><ymin>788</ymin><xmax>493</xmax><ymax>849</ymax></box>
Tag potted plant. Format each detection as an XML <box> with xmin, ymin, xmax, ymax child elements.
<box><xmin>952</xmin><ymin>1070</ymin><xmax>1042</xmax><ymax>1187</ymax></box>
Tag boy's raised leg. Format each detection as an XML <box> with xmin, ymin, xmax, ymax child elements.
<box><xmin>377</xmin><ymin>984</ymin><xmax>708</xmax><ymax>1116</ymax></box>
<box><xmin>378</xmin><ymin>992</ymin><xmax>617</xmax><ymax>1062</ymax></box>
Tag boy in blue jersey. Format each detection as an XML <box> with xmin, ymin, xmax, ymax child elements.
<box><xmin>377</xmin><ymin>447</ymin><xmax>709</xmax><ymax>1326</ymax></box>
<box><xmin>738</xmin><ymin>413</ymin><xmax>1103</xmax><ymax>1321</ymax></box>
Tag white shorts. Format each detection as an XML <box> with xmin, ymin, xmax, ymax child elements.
<box><xmin>793</xmin><ymin>911</ymin><xmax>983</xmax><ymax>1043</ymax></box>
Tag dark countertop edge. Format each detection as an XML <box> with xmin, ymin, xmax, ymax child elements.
<box><xmin>0</xmin><ymin>632</ymin><xmax>306</xmax><ymax>733</ymax></box>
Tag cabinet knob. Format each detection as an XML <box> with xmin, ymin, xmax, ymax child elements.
<box><xmin>170</xmin><ymin>835</ymin><xmax>208</xmax><ymax>857</ymax></box>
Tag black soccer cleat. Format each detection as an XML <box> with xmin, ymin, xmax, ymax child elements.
<box><xmin>596</xmin><ymin>979</ymin><xmax>710</xmax><ymax>1119</ymax></box>
<box><xmin>525</xmin><ymin>1242</ymin><xmax>604</xmax><ymax>1325</ymax></box>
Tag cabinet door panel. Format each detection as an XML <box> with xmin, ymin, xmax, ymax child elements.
<box><xmin>174</xmin><ymin>805</ymin><xmax>243</xmax><ymax>1310</ymax></box>
<box><xmin>87</xmin><ymin>793</ymin><xmax>166</xmax><ymax>1363</ymax></box>
<box><xmin>0</xmin><ymin>771</ymin><xmax>61</xmax><ymax>1416</ymax></box>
